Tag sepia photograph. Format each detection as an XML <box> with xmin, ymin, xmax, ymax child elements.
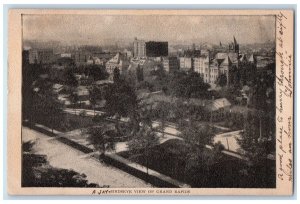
<box><xmin>7</xmin><ymin>9</ymin><xmax>294</xmax><ymax>195</ymax></box>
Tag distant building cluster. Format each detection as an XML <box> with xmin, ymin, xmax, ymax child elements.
<box><xmin>105</xmin><ymin>52</ymin><xmax>130</xmax><ymax>80</ymax></box>
<box><xmin>27</xmin><ymin>49</ymin><xmax>54</xmax><ymax>64</ymax></box>
<box><xmin>161</xmin><ymin>37</ymin><xmax>258</xmax><ymax>87</ymax></box>
<box><xmin>23</xmin><ymin>36</ymin><xmax>274</xmax><ymax>87</ymax></box>
<box><xmin>133</xmin><ymin>37</ymin><xmax>168</xmax><ymax>58</ymax></box>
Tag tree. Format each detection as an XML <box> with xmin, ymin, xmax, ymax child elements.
<box><xmin>87</xmin><ymin>125</ymin><xmax>116</xmax><ymax>156</ymax></box>
<box><xmin>22</xmin><ymin>63</ymin><xmax>45</xmax><ymax>124</ymax></box>
<box><xmin>113</xmin><ymin>67</ymin><xmax>120</xmax><ymax>82</ymax></box>
<box><xmin>237</xmin><ymin>112</ymin><xmax>270</xmax><ymax>162</ymax></box>
<box><xmin>22</xmin><ymin>141</ymin><xmax>99</xmax><ymax>187</ymax></box>
<box><xmin>31</xmin><ymin>81</ymin><xmax>63</xmax><ymax>133</ymax></box>
<box><xmin>127</xmin><ymin>123</ymin><xmax>159</xmax><ymax>176</ymax></box>
<box><xmin>180</xmin><ymin>120</ymin><xmax>213</xmax><ymax>149</ymax></box>
<box><xmin>104</xmin><ymin>79</ymin><xmax>138</xmax><ymax>135</ymax></box>
<box><xmin>239</xmin><ymin>62</ymin><xmax>257</xmax><ymax>86</ymax></box>
<box><xmin>237</xmin><ymin>112</ymin><xmax>275</xmax><ymax>186</ymax></box>
<box><xmin>69</xmin><ymin>91</ymin><xmax>79</xmax><ymax>115</ymax></box>
<box><xmin>88</xmin><ymin>65</ymin><xmax>109</xmax><ymax>81</ymax></box>
<box><xmin>89</xmin><ymin>86</ymin><xmax>102</xmax><ymax>116</ymax></box>
<box><xmin>218</xmin><ymin>85</ymin><xmax>240</xmax><ymax>103</ymax></box>
<box><xmin>169</xmin><ymin>71</ymin><xmax>210</xmax><ymax>99</ymax></box>
<box><xmin>64</xmin><ymin>67</ymin><xmax>78</xmax><ymax>87</ymax></box>
<box><xmin>150</xmin><ymin>65</ymin><xmax>166</xmax><ymax>79</ymax></box>
<box><xmin>136</xmin><ymin>65</ymin><xmax>144</xmax><ymax>82</ymax></box>
<box><xmin>228</xmin><ymin>65</ymin><xmax>240</xmax><ymax>87</ymax></box>
<box><xmin>179</xmin><ymin>118</ymin><xmax>214</xmax><ymax>184</ymax></box>
<box><xmin>152</xmin><ymin>101</ymin><xmax>170</xmax><ymax>138</ymax></box>
<box><xmin>38</xmin><ymin>93</ymin><xmax>62</xmax><ymax>133</ymax></box>
<box><xmin>216</xmin><ymin>73</ymin><xmax>227</xmax><ymax>87</ymax></box>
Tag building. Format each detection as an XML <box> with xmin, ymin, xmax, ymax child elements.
<box><xmin>133</xmin><ymin>37</ymin><xmax>146</xmax><ymax>58</ymax></box>
<box><xmin>193</xmin><ymin>37</ymin><xmax>253</xmax><ymax>86</ymax></box>
<box><xmin>92</xmin><ymin>52</ymin><xmax>117</xmax><ymax>65</ymax></box>
<box><xmin>183</xmin><ymin>48</ymin><xmax>201</xmax><ymax>58</ymax></box>
<box><xmin>126</xmin><ymin>62</ymin><xmax>144</xmax><ymax>86</ymax></box>
<box><xmin>86</xmin><ymin>56</ymin><xmax>104</xmax><ymax>65</ymax></box>
<box><xmin>105</xmin><ymin>52</ymin><xmax>130</xmax><ymax>80</ymax></box>
<box><xmin>71</xmin><ymin>51</ymin><xmax>90</xmax><ymax>65</ymax></box>
<box><xmin>123</xmin><ymin>49</ymin><xmax>133</xmax><ymax>58</ymax></box>
<box><xmin>61</xmin><ymin>53</ymin><xmax>72</xmax><ymax>58</ymax></box>
<box><xmin>28</xmin><ymin>49</ymin><xmax>39</xmax><ymax>64</ymax></box>
<box><xmin>256</xmin><ymin>55</ymin><xmax>274</xmax><ymax>74</ymax></box>
<box><xmin>28</xmin><ymin>49</ymin><xmax>54</xmax><ymax>64</ymax></box>
<box><xmin>52</xmin><ymin>83</ymin><xmax>64</xmax><ymax>93</ymax></box>
<box><xmin>145</xmin><ymin>41</ymin><xmax>168</xmax><ymax>57</ymax></box>
<box><xmin>229</xmin><ymin>36</ymin><xmax>239</xmax><ymax>53</ymax></box>
<box><xmin>75</xmin><ymin>86</ymin><xmax>91</xmax><ymax>107</ymax></box>
<box><xmin>192</xmin><ymin>37</ymin><xmax>255</xmax><ymax>86</ymax></box>
<box><xmin>162</xmin><ymin>57</ymin><xmax>179</xmax><ymax>73</ymax></box>
<box><xmin>179</xmin><ymin>57</ymin><xmax>192</xmax><ymax>71</ymax></box>
<box><xmin>194</xmin><ymin>55</ymin><xmax>210</xmax><ymax>82</ymax></box>
<box><xmin>22</xmin><ymin>50</ymin><xmax>30</xmax><ymax>65</ymax></box>
<box><xmin>133</xmin><ymin>38</ymin><xmax>169</xmax><ymax>58</ymax></box>
<box><xmin>57</xmin><ymin>57</ymin><xmax>74</xmax><ymax>66</ymax></box>
<box><xmin>208</xmin><ymin>59</ymin><xmax>220</xmax><ymax>84</ymax></box>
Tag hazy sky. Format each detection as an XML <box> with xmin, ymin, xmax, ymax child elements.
<box><xmin>23</xmin><ymin>14</ymin><xmax>275</xmax><ymax>45</ymax></box>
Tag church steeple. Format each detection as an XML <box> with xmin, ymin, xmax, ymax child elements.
<box><xmin>233</xmin><ymin>36</ymin><xmax>237</xmax><ymax>45</ymax></box>
<box><xmin>235</xmin><ymin>36</ymin><xmax>239</xmax><ymax>53</ymax></box>
<box><xmin>229</xmin><ymin>36</ymin><xmax>239</xmax><ymax>53</ymax></box>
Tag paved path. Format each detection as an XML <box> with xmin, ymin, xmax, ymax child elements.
<box><xmin>64</xmin><ymin>108</ymin><xmax>243</xmax><ymax>153</ymax></box>
<box><xmin>64</xmin><ymin>108</ymin><xmax>230</xmax><ymax>135</ymax></box>
<box><xmin>60</xmin><ymin>127</ymin><xmax>183</xmax><ymax>154</ymax></box>
<box><xmin>64</xmin><ymin>108</ymin><xmax>105</xmax><ymax>117</ymax></box>
<box><xmin>213</xmin><ymin>130</ymin><xmax>243</xmax><ymax>152</ymax></box>
<box><xmin>22</xmin><ymin>127</ymin><xmax>152</xmax><ymax>188</ymax></box>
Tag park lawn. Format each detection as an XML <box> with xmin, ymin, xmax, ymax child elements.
<box><xmin>31</xmin><ymin>112</ymin><xmax>101</xmax><ymax>132</ymax></box>
<box><xmin>118</xmin><ymin>139</ymin><xmax>235</xmax><ymax>187</ymax></box>
<box><xmin>118</xmin><ymin>139</ymin><xmax>275</xmax><ymax>188</ymax></box>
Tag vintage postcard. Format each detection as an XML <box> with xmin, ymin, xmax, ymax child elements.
<box><xmin>7</xmin><ymin>9</ymin><xmax>294</xmax><ymax>195</ymax></box>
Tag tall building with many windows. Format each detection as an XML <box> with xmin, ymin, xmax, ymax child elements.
<box><xmin>179</xmin><ymin>57</ymin><xmax>192</xmax><ymax>71</ymax></box>
<box><xmin>194</xmin><ymin>55</ymin><xmax>210</xmax><ymax>83</ymax></box>
<box><xmin>145</xmin><ymin>41</ymin><xmax>168</xmax><ymax>57</ymax></box>
<box><xmin>162</xmin><ymin>57</ymin><xmax>179</xmax><ymax>73</ymax></box>
<box><xmin>28</xmin><ymin>49</ymin><xmax>54</xmax><ymax>64</ymax></box>
<box><xmin>133</xmin><ymin>37</ymin><xmax>146</xmax><ymax>58</ymax></box>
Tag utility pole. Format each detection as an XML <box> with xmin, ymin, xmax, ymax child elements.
<box><xmin>210</xmin><ymin>96</ymin><xmax>214</xmax><ymax>127</ymax></box>
<box><xmin>226</xmin><ymin>138</ymin><xmax>230</xmax><ymax>151</ymax></box>
<box><xmin>259</xmin><ymin>114</ymin><xmax>262</xmax><ymax>141</ymax></box>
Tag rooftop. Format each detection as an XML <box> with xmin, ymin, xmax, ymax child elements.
<box><xmin>205</xmin><ymin>98</ymin><xmax>231</xmax><ymax>112</ymax></box>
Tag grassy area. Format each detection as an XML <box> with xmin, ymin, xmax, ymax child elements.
<box><xmin>119</xmin><ymin>139</ymin><xmax>276</xmax><ymax>188</ymax></box>
<box><xmin>230</xmin><ymin>105</ymin><xmax>257</xmax><ymax>115</ymax></box>
<box><xmin>29</xmin><ymin>112</ymin><xmax>101</xmax><ymax>132</ymax></box>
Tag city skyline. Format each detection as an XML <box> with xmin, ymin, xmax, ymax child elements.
<box><xmin>23</xmin><ymin>15</ymin><xmax>275</xmax><ymax>46</ymax></box>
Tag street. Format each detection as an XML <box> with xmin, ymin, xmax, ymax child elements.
<box><xmin>22</xmin><ymin>127</ymin><xmax>152</xmax><ymax>187</ymax></box>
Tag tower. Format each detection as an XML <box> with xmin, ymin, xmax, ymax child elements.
<box><xmin>229</xmin><ymin>36</ymin><xmax>239</xmax><ymax>53</ymax></box>
<box><xmin>133</xmin><ymin>37</ymin><xmax>146</xmax><ymax>58</ymax></box>
<box><xmin>233</xmin><ymin>36</ymin><xmax>239</xmax><ymax>53</ymax></box>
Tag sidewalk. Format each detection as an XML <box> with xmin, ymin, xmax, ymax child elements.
<box><xmin>63</xmin><ymin>108</ymin><xmax>245</xmax><ymax>156</ymax></box>
<box><xmin>22</xmin><ymin>127</ymin><xmax>152</xmax><ymax>188</ymax></box>
<box><xmin>23</xmin><ymin>123</ymin><xmax>188</xmax><ymax>187</ymax></box>
<box><xmin>33</xmin><ymin>122</ymin><xmax>183</xmax><ymax>154</ymax></box>
<box><xmin>105</xmin><ymin>153</ymin><xmax>190</xmax><ymax>188</ymax></box>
